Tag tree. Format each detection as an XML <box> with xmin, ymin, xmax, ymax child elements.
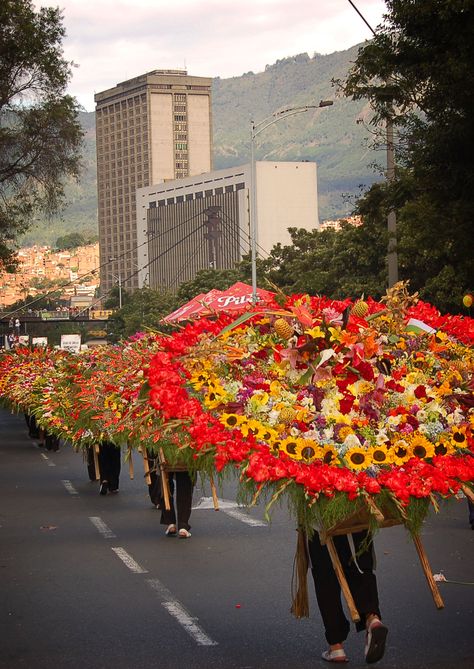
<box><xmin>258</xmin><ymin>221</ymin><xmax>388</xmax><ymax>300</ymax></box>
<box><xmin>106</xmin><ymin>287</ymin><xmax>178</xmax><ymax>340</ymax></box>
<box><xmin>341</xmin><ymin>0</ymin><xmax>474</xmax><ymax>312</ymax></box>
<box><xmin>0</xmin><ymin>0</ymin><xmax>84</xmax><ymax>270</ymax></box>
<box><xmin>176</xmin><ymin>268</ymin><xmax>244</xmax><ymax>302</ymax></box>
<box><xmin>55</xmin><ymin>232</ymin><xmax>86</xmax><ymax>250</ymax></box>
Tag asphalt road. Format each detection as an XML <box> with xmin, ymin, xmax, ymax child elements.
<box><xmin>0</xmin><ymin>408</ymin><xmax>473</xmax><ymax>669</ymax></box>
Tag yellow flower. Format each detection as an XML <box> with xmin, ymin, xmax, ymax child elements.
<box><xmin>203</xmin><ymin>382</ymin><xmax>228</xmax><ymax>408</ymax></box>
<box><xmin>345</xmin><ymin>447</ymin><xmax>371</xmax><ymax>470</ymax></box>
<box><xmin>295</xmin><ymin>439</ymin><xmax>323</xmax><ymax>463</ymax></box>
<box><xmin>408</xmin><ymin>434</ymin><xmax>435</xmax><ymax>460</ymax></box>
<box><xmin>239</xmin><ymin>418</ymin><xmax>266</xmax><ymax>438</ymax></box>
<box><xmin>434</xmin><ymin>437</ymin><xmax>455</xmax><ymax>457</ymax></box>
<box><xmin>220</xmin><ymin>413</ymin><xmax>243</xmax><ymax>429</ymax></box>
<box><xmin>258</xmin><ymin>426</ymin><xmax>279</xmax><ymax>443</ymax></box>
<box><xmin>321</xmin><ymin>444</ymin><xmax>339</xmax><ymax>465</ymax></box>
<box><xmin>368</xmin><ymin>444</ymin><xmax>393</xmax><ymax>466</ymax></box>
<box><xmin>304</xmin><ymin>325</ymin><xmax>326</xmax><ymax>339</ymax></box>
<box><xmin>328</xmin><ymin>326</ymin><xmax>343</xmax><ymax>343</ymax></box>
<box><xmin>392</xmin><ymin>439</ymin><xmax>411</xmax><ymax>466</ymax></box>
<box><xmin>338</xmin><ymin>426</ymin><xmax>354</xmax><ymax>441</ymax></box>
<box><xmin>279</xmin><ymin>437</ymin><xmax>301</xmax><ymax>458</ymax></box>
<box><xmin>248</xmin><ymin>391</ymin><xmax>270</xmax><ymax>411</ymax></box>
<box><xmin>449</xmin><ymin>426</ymin><xmax>468</xmax><ymax>449</ymax></box>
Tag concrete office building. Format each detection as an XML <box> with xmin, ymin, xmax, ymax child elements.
<box><xmin>95</xmin><ymin>69</ymin><xmax>212</xmax><ymax>295</ymax></box>
<box><xmin>135</xmin><ymin>161</ymin><xmax>319</xmax><ymax>291</ymax></box>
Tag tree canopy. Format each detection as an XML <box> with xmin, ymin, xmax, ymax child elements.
<box><xmin>0</xmin><ymin>0</ymin><xmax>84</xmax><ymax>270</ymax></box>
<box><xmin>337</xmin><ymin>0</ymin><xmax>474</xmax><ymax>312</ymax></box>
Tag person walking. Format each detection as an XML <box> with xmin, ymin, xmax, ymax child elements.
<box><xmin>160</xmin><ymin>470</ymin><xmax>194</xmax><ymax>538</ymax></box>
<box><xmin>308</xmin><ymin>529</ymin><xmax>388</xmax><ymax>664</ymax></box>
<box><xmin>146</xmin><ymin>451</ymin><xmax>195</xmax><ymax>538</ymax></box>
<box><xmin>97</xmin><ymin>441</ymin><xmax>121</xmax><ymax>495</ymax></box>
<box><xmin>468</xmin><ymin>498</ymin><xmax>474</xmax><ymax>530</ymax></box>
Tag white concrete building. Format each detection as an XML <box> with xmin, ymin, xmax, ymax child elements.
<box><xmin>135</xmin><ymin>161</ymin><xmax>319</xmax><ymax>291</ymax></box>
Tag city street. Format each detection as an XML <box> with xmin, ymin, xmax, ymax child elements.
<box><xmin>1</xmin><ymin>408</ymin><xmax>473</xmax><ymax>669</ymax></box>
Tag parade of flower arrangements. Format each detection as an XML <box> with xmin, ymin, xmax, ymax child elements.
<box><xmin>1</xmin><ymin>282</ymin><xmax>472</xmax><ymax>539</ymax></box>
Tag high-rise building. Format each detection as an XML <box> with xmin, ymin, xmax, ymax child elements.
<box><xmin>94</xmin><ymin>69</ymin><xmax>213</xmax><ymax>295</ymax></box>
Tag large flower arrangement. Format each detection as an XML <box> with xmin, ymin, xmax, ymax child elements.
<box><xmin>0</xmin><ymin>284</ymin><xmax>473</xmax><ymax>535</ymax></box>
<box><xmin>145</xmin><ymin>284</ymin><xmax>474</xmax><ymax>533</ymax></box>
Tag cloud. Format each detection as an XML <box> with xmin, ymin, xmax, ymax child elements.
<box><xmin>34</xmin><ymin>0</ymin><xmax>386</xmax><ymax>110</ymax></box>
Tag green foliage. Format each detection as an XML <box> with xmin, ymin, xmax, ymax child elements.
<box><xmin>341</xmin><ymin>0</ymin><xmax>474</xmax><ymax>312</ymax></box>
<box><xmin>176</xmin><ymin>268</ymin><xmax>244</xmax><ymax>302</ymax></box>
<box><xmin>0</xmin><ymin>0</ymin><xmax>84</xmax><ymax>267</ymax></box>
<box><xmin>106</xmin><ymin>287</ymin><xmax>178</xmax><ymax>340</ymax></box>
<box><xmin>255</xmin><ymin>219</ymin><xmax>388</xmax><ymax>300</ymax></box>
<box><xmin>55</xmin><ymin>232</ymin><xmax>87</xmax><ymax>250</ymax></box>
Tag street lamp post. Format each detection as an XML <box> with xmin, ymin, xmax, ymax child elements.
<box><xmin>108</xmin><ymin>256</ymin><xmax>122</xmax><ymax>309</ymax></box>
<box><xmin>249</xmin><ymin>100</ymin><xmax>333</xmax><ymax>303</ymax></box>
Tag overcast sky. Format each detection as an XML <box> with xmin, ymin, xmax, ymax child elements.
<box><xmin>35</xmin><ymin>0</ymin><xmax>387</xmax><ymax>112</ymax></box>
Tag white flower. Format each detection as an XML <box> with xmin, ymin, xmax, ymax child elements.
<box><xmin>343</xmin><ymin>433</ymin><xmax>363</xmax><ymax>449</ymax></box>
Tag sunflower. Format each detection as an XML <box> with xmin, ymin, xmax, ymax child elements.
<box><xmin>239</xmin><ymin>418</ymin><xmax>267</xmax><ymax>438</ymax></box>
<box><xmin>321</xmin><ymin>444</ymin><xmax>340</xmax><ymax>466</ymax></box>
<box><xmin>449</xmin><ymin>426</ymin><xmax>468</xmax><ymax>450</ymax></box>
<box><xmin>408</xmin><ymin>434</ymin><xmax>435</xmax><ymax>460</ymax></box>
<box><xmin>368</xmin><ymin>444</ymin><xmax>393</xmax><ymax>466</ymax></box>
<box><xmin>220</xmin><ymin>413</ymin><xmax>243</xmax><ymax>429</ymax></box>
<box><xmin>434</xmin><ymin>437</ymin><xmax>455</xmax><ymax>457</ymax></box>
<box><xmin>294</xmin><ymin>439</ymin><xmax>322</xmax><ymax>463</ymax></box>
<box><xmin>279</xmin><ymin>437</ymin><xmax>302</xmax><ymax>458</ymax></box>
<box><xmin>392</xmin><ymin>439</ymin><xmax>411</xmax><ymax>466</ymax></box>
<box><xmin>345</xmin><ymin>447</ymin><xmax>371</xmax><ymax>470</ymax></box>
<box><xmin>258</xmin><ymin>426</ymin><xmax>279</xmax><ymax>443</ymax></box>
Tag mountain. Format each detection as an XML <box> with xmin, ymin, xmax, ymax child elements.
<box><xmin>21</xmin><ymin>43</ymin><xmax>380</xmax><ymax>246</ymax></box>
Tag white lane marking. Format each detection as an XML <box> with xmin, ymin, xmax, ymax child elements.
<box><xmin>222</xmin><ymin>508</ymin><xmax>267</xmax><ymax>526</ymax></box>
<box><xmin>62</xmin><ymin>479</ymin><xmax>79</xmax><ymax>495</ymax></box>
<box><xmin>40</xmin><ymin>453</ymin><xmax>56</xmax><ymax>467</ymax></box>
<box><xmin>111</xmin><ymin>547</ymin><xmax>148</xmax><ymax>574</ymax></box>
<box><xmin>147</xmin><ymin>579</ymin><xmax>218</xmax><ymax>646</ymax></box>
<box><xmin>193</xmin><ymin>496</ymin><xmax>267</xmax><ymax>526</ymax></box>
<box><xmin>89</xmin><ymin>516</ymin><xmax>116</xmax><ymax>539</ymax></box>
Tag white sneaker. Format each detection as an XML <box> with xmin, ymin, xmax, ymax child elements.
<box><xmin>165</xmin><ymin>524</ymin><xmax>177</xmax><ymax>536</ymax></box>
<box><xmin>178</xmin><ymin>528</ymin><xmax>191</xmax><ymax>538</ymax></box>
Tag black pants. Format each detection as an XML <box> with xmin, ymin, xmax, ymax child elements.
<box><xmin>468</xmin><ymin>499</ymin><xmax>474</xmax><ymax>526</ymax></box>
<box><xmin>308</xmin><ymin>530</ymin><xmax>381</xmax><ymax>645</ymax></box>
<box><xmin>158</xmin><ymin>471</ymin><xmax>194</xmax><ymax>531</ymax></box>
<box><xmin>98</xmin><ymin>442</ymin><xmax>121</xmax><ymax>491</ymax></box>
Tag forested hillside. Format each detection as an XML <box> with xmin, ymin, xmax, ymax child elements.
<box><xmin>21</xmin><ymin>43</ymin><xmax>380</xmax><ymax>246</ymax></box>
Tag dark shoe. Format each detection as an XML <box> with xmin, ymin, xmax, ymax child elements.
<box><xmin>99</xmin><ymin>481</ymin><xmax>108</xmax><ymax>495</ymax></box>
<box><xmin>365</xmin><ymin>618</ymin><xmax>388</xmax><ymax>664</ymax></box>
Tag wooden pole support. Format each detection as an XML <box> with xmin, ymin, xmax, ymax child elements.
<box><xmin>325</xmin><ymin>535</ymin><xmax>361</xmax><ymax>623</ymax></box>
<box><xmin>209</xmin><ymin>473</ymin><xmax>219</xmax><ymax>510</ymax></box>
<box><xmin>412</xmin><ymin>533</ymin><xmax>444</xmax><ymax>610</ymax></box>
<box><xmin>159</xmin><ymin>448</ymin><xmax>171</xmax><ymax>511</ymax></box>
<box><xmin>128</xmin><ymin>447</ymin><xmax>134</xmax><ymax>480</ymax></box>
<box><xmin>141</xmin><ymin>447</ymin><xmax>152</xmax><ymax>485</ymax></box>
<box><xmin>93</xmin><ymin>443</ymin><xmax>100</xmax><ymax>481</ymax></box>
<box><xmin>461</xmin><ymin>484</ymin><xmax>474</xmax><ymax>503</ymax></box>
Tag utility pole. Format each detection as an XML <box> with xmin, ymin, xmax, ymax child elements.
<box><xmin>204</xmin><ymin>206</ymin><xmax>222</xmax><ymax>270</ymax></box>
<box><xmin>347</xmin><ymin>0</ymin><xmax>398</xmax><ymax>287</ymax></box>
